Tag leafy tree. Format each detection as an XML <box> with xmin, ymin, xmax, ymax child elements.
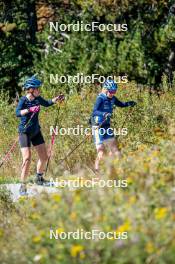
<box><xmin>1</xmin><ymin>0</ymin><xmax>175</xmax><ymax>97</ymax></box>
<box><xmin>0</xmin><ymin>0</ymin><xmax>38</xmax><ymax>98</ymax></box>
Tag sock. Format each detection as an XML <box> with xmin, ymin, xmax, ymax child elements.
<box><xmin>36</xmin><ymin>173</ymin><xmax>43</xmax><ymax>179</ymax></box>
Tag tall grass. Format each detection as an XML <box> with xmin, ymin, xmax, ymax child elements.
<box><xmin>0</xmin><ymin>82</ymin><xmax>175</xmax><ymax>263</ymax></box>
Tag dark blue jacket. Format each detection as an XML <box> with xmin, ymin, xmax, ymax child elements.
<box><xmin>16</xmin><ymin>96</ymin><xmax>54</xmax><ymax>134</ymax></box>
<box><xmin>92</xmin><ymin>93</ymin><xmax>132</xmax><ymax>127</ymax></box>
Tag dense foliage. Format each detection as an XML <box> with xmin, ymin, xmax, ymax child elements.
<box><xmin>0</xmin><ymin>81</ymin><xmax>175</xmax><ymax>263</ymax></box>
<box><xmin>0</xmin><ymin>0</ymin><xmax>175</xmax><ymax>97</ymax></box>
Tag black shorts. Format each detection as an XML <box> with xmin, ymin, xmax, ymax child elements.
<box><xmin>19</xmin><ymin>131</ymin><xmax>45</xmax><ymax>148</ymax></box>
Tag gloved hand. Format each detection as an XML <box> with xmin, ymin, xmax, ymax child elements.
<box><xmin>104</xmin><ymin>112</ymin><xmax>112</xmax><ymax>119</ymax></box>
<box><xmin>128</xmin><ymin>101</ymin><xmax>136</xmax><ymax>107</ymax></box>
<box><xmin>29</xmin><ymin>105</ymin><xmax>40</xmax><ymax>113</ymax></box>
<box><xmin>53</xmin><ymin>94</ymin><xmax>65</xmax><ymax>103</ymax></box>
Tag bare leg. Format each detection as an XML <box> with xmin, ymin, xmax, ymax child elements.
<box><xmin>95</xmin><ymin>145</ymin><xmax>105</xmax><ymax>171</ymax></box>
<box><xmin>107</xmin><ymin>138</ymin><xmax>121</xmax><ymax>158</ymax></box>
<box><xmin>20</xmin><ymin>147</ymin><xmax>31</xmax><ymax>182</ymax></box>
<box><xmin>34</xmin><ymin>143</ymin><xmax>48</xmax><ymax>174</ymax></box>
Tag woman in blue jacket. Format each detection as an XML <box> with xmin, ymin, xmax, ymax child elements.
<box><xmin>16</xmin><ymin>76</ymin><xmax>63</xmax><ymax>195</ymax></box>
<box><xmin>91</xmin><ymin>79</ymin><xmax>136</xmax><ymax>171</ymax></box>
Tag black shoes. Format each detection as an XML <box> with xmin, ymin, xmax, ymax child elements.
<box><xmin>34</xmin><ymin>175</ymin><xmax>51</xmax><ymax>186</ymax></box>
<box><xmin>19</xmin><ymin>183</ymin><xmax>27</xmax><ymax>196</ymax></box>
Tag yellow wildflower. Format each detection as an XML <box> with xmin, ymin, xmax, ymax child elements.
<box><xmin>74</xmin><ymin>194</ymin><xmax>81</xmax><ymax>202</ymax></box>
<box><xmin>145</xmin><ymin>242</ymin><xmax>155</xmax><ymax>254</ymax></box>
<box><xmin>128</xmin><ymin>196</ymin><xmax>136</xmax><ymax>205</ymax></box>
<box><xmin>30</xmin><ymin>213</ymin><xmax>40</xmax><ymax>220</ymax></box>
<box><xmin>18</xmin><ymin>196</ymin><xmax>27</xmax><ymax>203</ymax></box>
<box><xmin>31</xmin><ymin>199</ymin><xmax>37</xmax><ymax>208</ymax></box>
<box><xmin>138</xmin><ymin>144</ymin><xmax>147</xmax><ymax>151</ymax></box>
<box><xmin>70</xmin><ymin>245</ymin><xmax>84</xmax><ymax>257</ymax></box>
<box><xmin>70</xmin><ymin>212</ymin><xmax>77</xmax><ymax>221</ymax></box>
<box><xmin>56</xmin><ymin>227</ymin><xmax>65</xmax><ymax>234</ymax></box>
<box><xmin>154</xmin><ymin>207</ymin><xmax>168</xmax><ymax>220</ymax></box>
<box><xmin>143</xmin><ymin>162</ymin><xmax>149</xmax><ymax>170</ymax></box>
<box><xmin>32</xmin><ymin>235</ymin><xmax>42</xmax><ymax>243</ymax></box>
<box><xmin>126</xmin><ymin>177</ymin><xmax>133</xmax><ymax>184</ymax></box>
<box><xmin>151</xmin><ymin>150</ymin><xmax>159</xmax><ymax>157</ymax></box>
<box><xmin>52</xmin><ymin>193</ymin><xmax>61</xmax><ymax>202</ymax></box>
<box><xmin>116</xmin><ymin>220</ymin><xmax>131</xmax><ymax>233</ymax></box>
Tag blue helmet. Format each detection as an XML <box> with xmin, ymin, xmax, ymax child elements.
<box><xmin>102</xmin><ymin>79</ymin><xmax>118</xmax><ymax>92</ymax></box>
<box><xmin>23</xmin><ymin>76</ymin><xmax>42</xmax><ymax>90</ymax></box>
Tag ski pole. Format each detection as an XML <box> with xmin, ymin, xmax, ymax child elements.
<box><xmin>57</xmin><ymin>116</ymin><xmax>109</xmax><ymax>166</ymax></box>
<box><xmin>0</xmin><ymin>139</ymin><xmax>19</xmax><ymax>168</ymax></box>
<box><xmin>45</xmin><ymin>105</ymin><xmax>60</xmax><ymax>176</ymax></box>
<box><xmin>0</xmin><ymin>112</ymin><xmax>35</xmax><ymax>168</ymax></box>
<box><xmin>57</xmin><ymin>106</ymin><xmax>136</xmax><ymax>166</ymax></box>
<box><xmin>45</xmin><ymin>94</ymin><xmax>65</xmax><ymax>176</ymax></box>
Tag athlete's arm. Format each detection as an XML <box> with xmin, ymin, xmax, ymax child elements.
<box><xmin>93</xmin><ymin>97</ymin><xmax>105</xmax><ymax>116</ymax></box>
<box><xmin>16</xmin><ymin>98</ymin><xmax>29</xmax><ymax>117</ymax></box>
<box><xmin>38</xmin><ymin>96</ymin><xmax>54</xmax><ymax>107</ymax></box>
<box><xmin>114</xmin><ymin>97</ymin><xmax>136</xmax><ymax>107</ymax></box>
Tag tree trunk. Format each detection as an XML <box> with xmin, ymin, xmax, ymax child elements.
<box><xmin>26</xmin><ymin>0</ymin><xmax>38</xmax><ymax>44</ymax></box>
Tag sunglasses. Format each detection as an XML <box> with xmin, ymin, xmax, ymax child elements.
<box><xmin>108</xmin><ymin>91</ymin><xmax>116</xmax><ymax>95</ymax></box>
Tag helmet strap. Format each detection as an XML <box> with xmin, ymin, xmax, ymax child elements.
<box><xmin>27</xmin><ymin>88</ymin><xmax>36</xmax><ymax>98</ymax></box>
